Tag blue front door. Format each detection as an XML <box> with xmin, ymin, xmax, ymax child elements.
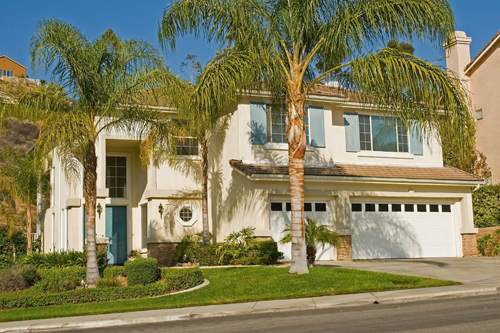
<box><xmin>105</xmin><ymin>206</ymin><xmax>127</xmax><ymax>265</ymax></box>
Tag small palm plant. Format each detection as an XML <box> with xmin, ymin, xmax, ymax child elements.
<box><xmin>280</xmin><ymin>218</ymin><xmax>340</xmax><ymax>266</ymax></box>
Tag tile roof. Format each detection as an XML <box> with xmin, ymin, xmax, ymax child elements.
<box><xmin>465</xmin><ymin>30</ymin><xmax>500</xmax><ymax>73</ymax></box>
<box><xmin>229</xmin><ymin>160</ymin><xmax>482</xmax><ymax>182</ymax></box>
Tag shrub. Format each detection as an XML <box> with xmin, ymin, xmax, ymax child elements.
<box><xmin>477</xmin><ymin>230</ymin><xmax>500</xmax><ymax>256</ymax></box>
<box><xmin>103</xmin><ymin>266</ymin><xmax>126</xmax><ymax>279</ymax></box>
<box><xmin>23</xmin><ymin>249</ymin><xmax>107</xmax><ymax>268</ymax></box>
<box><xmin>97</xmin><ymin>277</ymin><xmax>122</xmax><ymax>288</ymax></box>
<box><xmin>0</xmin><ymin>265</ymin><xmax>38</xmax><ymax>293</ymax></box>
<box><xmin>473</xmin><ymin>185</ymin><xmax>500</xmax><ymax>228</ymax></box>
<box><xmin>230</xmin><ymin>257</ymin><xmax>270</xmax><ymax>265</ymax></box>
<box><xmin>175</xmin><ymin>229</ymin><xmax>283</xmax><ymax>266</ymax></box>
<box><xmin>0</xmin><ymin>254</ymin><xmax>14</xmax><ymax>270</ymax></box>
<box><xmin>0</xmin><ymin>227</ymin><xmax>27</xmax><ymax>257</ymax></box>
<box><xmin>125</xmin><ymin>258</ymin><xmax>160</xmax><ymax>286</ymax></box>
<box><xmin>254</xmin><ymin>241</ymin><xmax>284</xmax><ymax>264</ymax></box>
<box><xmin>0</xmin><ymin>267</ymin><xmax>204</xmax><ymax>308</ymax></box>
<box><xmin>33</xmin><ymin>267</ymin><xmax>86</xmax><ymax>293</ymax></box>
<box><xmin>160</xmin><ymin>267</ymin><xmax>204</xmax><ymax>291</ymax></box>
<box><xmin>194</xmin><ymin>244</ymin><xmax>220</xmax><ymax>266</ymax></box>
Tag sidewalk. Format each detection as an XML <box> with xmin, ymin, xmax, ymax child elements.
<box><xmin>1</xmin><ymin>257</ymin><xmax>500</xmax><ymax>332</ymax></box>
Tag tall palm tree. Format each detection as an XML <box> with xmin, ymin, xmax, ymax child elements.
<box><xmin>3</xmin><ymin>19</ymin><xmax>177</xmax><ymax>285</ymax></box>
<box><xmin>0</xmin><ymin>148</ymin><xmax>46</xmax><ymax>254</ymax></box>
<box><xmin>160</xmin><ymin>0</ymin><xmax>471</xmax><ymax>274</ymax></box>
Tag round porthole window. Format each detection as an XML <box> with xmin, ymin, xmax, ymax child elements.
<box><xmin>175</xmin><ymin>205</ymin><xmax>198</xmax><ymax>227</ymax></box>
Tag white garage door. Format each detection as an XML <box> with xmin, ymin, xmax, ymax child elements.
<box><xmin>351</xmin><ymin>203</ymin><xmax>458</xmax><ymax>259</ymax></box>
<box><xmin>269</xmin><ymin>202</ymin><xmax>333</xmax><ymax>261</ymax></box>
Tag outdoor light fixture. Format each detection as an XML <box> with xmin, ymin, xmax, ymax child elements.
<box><xmin>96</xmin><ymin>203</ymin><xmax>103</xmax><ymax>219</ymax></box>
<box><xmin>158</xmin><ymin>203</ymin><xmax>164</xmax><ymax>219</ymax></box>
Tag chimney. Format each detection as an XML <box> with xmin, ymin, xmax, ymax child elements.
<box><xmin>445</xmin><ymin>31</ymin><xmax>472</xmax><ymax>90</ymax></box>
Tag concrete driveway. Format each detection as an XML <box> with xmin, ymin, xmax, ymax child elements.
<box><xmin>317</xmin><ymin>257</ymin><xmax>500</xmax><ymax>286</ymax></box>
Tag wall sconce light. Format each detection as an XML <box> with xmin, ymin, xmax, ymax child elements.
<box><xmin>158</xmin><ymin>203</ymin><xmax>164</xmax><ymax>219</ymax></box>
<box><xmin>96</xmin><ymin>203</ymin><xmax>103</xmax><ymax>219</ymax></box>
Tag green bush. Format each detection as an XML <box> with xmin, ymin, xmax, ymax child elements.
<box><xmin>254</xmin><ymin>241</ymin><xmax>284</xmax><ymax>264</ymax></box>
<box><xmin>0</xmin><ymin>227</ymin><xmax>27</xmax><ymax>257</ymax></box>
<box><xmin>97</xmin><ymin>277</ymin><xmax>122</xmax><ymax>288</ymax></box>
<box><xmin>103</xmin><ymin>266</ymin><xmax>126</xmax><ymax>279</ymax></box>
<box><xmin>175</xmin><ymin>228</ymin><xmax>283</xmax><ymax>266</ymax></box>
<box><xmin>0</xmin><ymin>267</ymin><xmax>204</xmax><ymax>308</ymax></box>
<box><xmin>160</xmin><ymin>267</ymin><xmax>204</xmax><ymax>290</ymax></box>
<box><xmin>0</xmin><ymin>265</ymin><xmax>38</xmax><ymax>293</ymax></box>
<box><xmin>230</xmin><ymin>257</ymin><xmax>270</xmax><ymax>265</ymax></box>
<box><xmin>125</xmin><ymin>258</ymin><xmax>160</xmax><ymax>286</ymax></box>
<box><xmin>0</xmin><ymin>254</ymin><xmax>14</xmax><ymax>270</ymax></box>
<box><xmin>23</xmin><ymin>249</ymin><xmax>107</xmax><ymax>268</ymax></box>
<box><xmin>194</xmin><ymin>244</ymin><xmax>220</xmax><ymax>266</ymax></box>
<box><xmin>473</xmin><ymin>185</ymin><xmax>500</xmax><ymax>228</ymax></box>
<box><xmin>477</xmin><ymin>230</ymin><xmax>500</xmax><ymax>256</ymax></box>
<box><xmin>33</xmin><ymin>267</ymin><xmax>86</xmax><ymax>293</ymax></box>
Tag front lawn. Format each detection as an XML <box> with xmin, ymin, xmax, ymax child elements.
<box><xmin>0</xmin><ymin>266</ymin><xmax>458</xmax><ymax>322</ymax></box>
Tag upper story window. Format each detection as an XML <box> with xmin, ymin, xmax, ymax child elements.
<box><xmin>250</xmin><ymin>102</ymin><xmax>325</xmax><ymax>147</ymax></box>
<box><xmin>0</xmin><ymin>69</ymin><xmax>14</xmax><ymax>77</ymax></box>
<box><xmin>345</xmin><ymin>113</ymin><xmax>423</xmax><ymax>155</ymax></box>
<box><xmin>177</xmin><ymin>137</ymin><xmax>199</xmax><ymax>156</ymax></box>
<box><xmin>359</xmin><ymin>115</ymin><xmax>409</xmax><ymax>153</ymax></box>
<box><xmin>106</xmin><ymin>156</ymin><xmax>127</xmax><ymax>198</ymax></box>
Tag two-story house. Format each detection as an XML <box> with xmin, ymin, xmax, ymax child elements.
<box><xmin>44</xmin><ymin>86</ymin><xmax>481</xmax><ymax>264</ymax></box>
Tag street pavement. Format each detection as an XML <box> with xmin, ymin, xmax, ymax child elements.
<box><xmin>1</xmin><ymin>257</ymin><xmax>500</xmax><ymax>332</ymax></box>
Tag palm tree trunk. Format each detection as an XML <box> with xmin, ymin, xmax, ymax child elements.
<box><xmin>84</xmin><ymin>143</ymin><xmax>99</xmax><ymax>286</ymax></box>
<box><xmin>26</xmin><ymin>195</ymin><xmax>32</xmax><ymax>255</ymax></box>
<box><xmin>287</xmin><ymin>94</ymin><xmax>308</xmax><ymax>274</ymax></box>
<box><xmin>200</xmin><ymin>135</ymin><xmax>210</xmax><ymax>246</ymax></box>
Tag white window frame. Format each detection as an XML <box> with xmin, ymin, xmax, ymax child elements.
<box><xmin>175</xmin><ymin>204</ymin><xmax>198</xmax><ymax>227</ymax></box>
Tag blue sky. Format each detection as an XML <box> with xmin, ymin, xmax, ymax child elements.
<box><xmin>1</xmin><ymin>0</ymin><xmax>498</xmax><ymax>82</ymax></box>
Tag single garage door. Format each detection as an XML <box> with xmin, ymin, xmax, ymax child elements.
<box><xmin>351</xmin><ymin>202</ymin><xmax>457</xmax><ymax>259</ymax></box>
<box><xmin>270</xmin><ymin>202</ymin><xmax>333</xmax><ymax>261</ymax></box>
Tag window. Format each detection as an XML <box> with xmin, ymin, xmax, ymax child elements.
<box><xmin>379</xmin><ymin>204</ymin><xmax>389</xmax><ymax>212</ymax></box>
<box><xmin>429</xmin><ymin>205</ymin><xmax>439</xmax><ymax>212</ymax></box>
<box><xmin>270</xmin><ymin>202</ymin><xmax>283</xmax><ymax>211</ymax></box>
<box><xmin>304</xmin><ymin>203</ymin><xmax>312</xmax><ymax>212</ymax></box>
<box><xmin>417</xmin><ymin>204</ymin><xmax>427</xmax><ymax>212</ymax></box>
<box><xmin>267</xmin><ymin>105</ymin><xmax>287</xmax><ymax>143</ymax></box>
<box><xmin>177</xmin><ymin>138</ymin><xmax>199</xmax><ymax>156</ymax></box>
<box><xmin>392</xmin><ymin>204</ymin><xmax>402</xmax><ymax>212</ymax></box>
<box><xmin>0</xmin><ymin>69</ymin><xmax>13</xmax><ymax>77</ymax></box>
<box><xmin>315</xmin><ymin>203</ymin><xmax>327</xmax><ymax>212</ymax></box>
<box><xmin>106</xmin><ymin>156</ymin><xmax>127</xmax><ymax>198</ymax></box>
<box><xmin>351</xmin><ymin>203</ymin><xmax>362</xmax><ymax>212</ymax></box>
<box><xmin>345</xmin><ymin>113</ymin><xmax>422</xmax><ymax>154</ymax></box>
<box><xmin>365</xmin><ymin>203</ymin><xmax>376</xmax><ymax>212</ymax></box>
<box><xmin>360</xmin><ymin>116</ymin><xmax>409</xmax><ymax>153</ymax></box>
<box><xmin>250</xmin><ymin>102</ymin><xmax>325</xmax><ymax>147</ymax></box>
<box><xmin>405</xmin><ymin>204</ymin><xmax>414</xmax><ymax>212</ymax></box>
<box><xmin>442</xmin><ymin>205</ymin><xmax>452</xmax><ymax>213</ymax></box>
<box><xmin>175</xmin><ymin>205</ymin><xmax>198</xmax><ymax>227</ymax></box>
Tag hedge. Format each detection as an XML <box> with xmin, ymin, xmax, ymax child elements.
<box><xmin>103</xmin><ymin>266</ymin><xmax>126</xmax><ymax>279</ymax></box>
<box><xmin>0</xmin><ymin>267</ymin><xmax>204</xmax><ymax>309</ymax></box>
<box><xmin>125</xmin><ymin>258</ymin><xmax>160</xmax><ymax>286</ymax></box>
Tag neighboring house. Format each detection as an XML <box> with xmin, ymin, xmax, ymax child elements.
<box><xmin>446</xmin><ymin>30</ymin><xmax>500</xmax><ymax>184</ymax></box>
<box><xmin>0</xmin><ymin>55</ymin><xmax>27</xmax><ymax>78</ymax></box>
<box><xmin>44</xmin><ymin>86</ymin><xmax>482</xmax><ymax>264</ymax></box>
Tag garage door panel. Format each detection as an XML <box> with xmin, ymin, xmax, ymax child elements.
<box><xmin>351</xmin><ymin>203</ymin><xmax>457</xmax><ymax>259</ymax></box>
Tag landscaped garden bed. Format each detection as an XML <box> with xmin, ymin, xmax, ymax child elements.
<box><xmin>0</xmin><ymin>266</ymin><xmax>458</xmax><ymax>323</ymax></box>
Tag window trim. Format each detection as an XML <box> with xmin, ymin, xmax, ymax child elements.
<box><xmin>175</xmin><ymin>204</ymin><xmax>198</xmax><ymax>227</ymax></box>
<box><xmin>176</xmin><ymin>137</ymin><xmax>200</xmax><ymax>157</ymax></box>
<box><xmin>359</xmin><ymin>115</ymin><xmax>410</xmax><ymax>154</ymax></box>
<box><xmin>106</xmin><ymin>153</ymin><xmax>131</xmax><ymax>200</ymax></box>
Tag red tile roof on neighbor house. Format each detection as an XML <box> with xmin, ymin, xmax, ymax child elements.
<box><xmin>464</xmin><ymin>30</ymin><xmax>500</xmax><ymax>73</ymax></box>
<box><xmin>229</xmin><ymin>160</ymin><xmax>482</xmax><ymax>182</ymax></box>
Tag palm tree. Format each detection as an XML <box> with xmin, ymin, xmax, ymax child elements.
<box><xmin>0</xmin><ymin>148</ymin><xmax>46</xmax><ymax>254</ymax></box>
<box><xmin>145</xmin><ymin>52</ymin><xmax>254</xmax><ymax>246</ymax></box>
<box><xmin>3</xmin><ymin>19</ymin><xmax>177</xmax><ymax>285</ymax></box>
<box><xmin>160</xmin><ymin>0</ymin><xmax>471</xmax><ymax>274</ymax></box>
<box><xmin>281</xmin><ymin>218</ymin><xmax>340</xmax><ymax>266</ymax></box>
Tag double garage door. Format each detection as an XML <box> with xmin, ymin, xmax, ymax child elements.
<box><xmin>351</xmin><ymin>202</ymin><xmax>458</xmax><ymax>259</ymax></box>
<box><xmin>269</xmin><ymin>201</ymin><xmax>333</xmax><ymax>261</ymax></box>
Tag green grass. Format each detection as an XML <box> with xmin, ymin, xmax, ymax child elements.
<box><xmin>0</xmin><ymin>266</ymin><xmax>458</xmax><ymax>323</ymax></box>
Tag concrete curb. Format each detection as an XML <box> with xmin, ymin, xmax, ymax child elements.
<box><xmin>1</xmin><ymin>284</ymin><xmax>498</xmax><ymax>332</ymax></box>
